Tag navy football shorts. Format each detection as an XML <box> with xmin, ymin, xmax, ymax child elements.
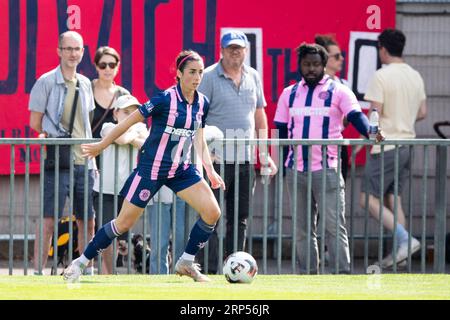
<box><xmin>120</xmin><ymin>164</ymin><xmax>202</xmax><ymax>208</ymax></box>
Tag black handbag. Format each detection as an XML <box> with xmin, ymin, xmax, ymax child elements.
<box><xmin>44</xmin><ymin>80</ymin><xmax>80</xmax><ymax>171</ymax></box>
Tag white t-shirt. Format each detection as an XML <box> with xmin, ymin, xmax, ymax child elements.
<box><xmin>93</xmin><ymin>122</ymin><xmax>147</xmax><ymax>194</ymax></box>
<box><xmin>364</xmin><ymin>63</ymin><xmax>426</xmax><ymax>154</ymax></box>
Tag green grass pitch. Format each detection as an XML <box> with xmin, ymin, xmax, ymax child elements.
<box><xmin>0</xmin><ymin>274</ymin><xmax>449</xmax><ymax>300</ymax></box>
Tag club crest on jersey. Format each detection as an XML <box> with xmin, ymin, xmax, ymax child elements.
<box><xmin>318</xmin><ymin>91</ymin><xmax>331</xmax><ymax>100</ymax></box>
<box><xmin>139</xmin><ymin>189</ymin><xmax>151</xmax><ymax>201</ymax></box>
<box><xmin>164</xmin><ymin>125</ymin><xmax>195</xmax><ymax>137</ymax></box>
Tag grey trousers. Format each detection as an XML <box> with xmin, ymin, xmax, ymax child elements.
<box><xmin>286</xmin><ymin>168</ymin><xmax>350</xmax><ymax>274</ymax></box>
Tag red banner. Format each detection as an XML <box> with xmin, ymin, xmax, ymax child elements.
<box><xmin>0</xmin><ymin>0</ymin><xmax>395</xmax><ymax>174</ymax></box>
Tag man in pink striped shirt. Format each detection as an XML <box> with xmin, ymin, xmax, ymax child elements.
<box><xmin>274</xmin><ymin>43</ymin><xmax>382</xmax><ymax>274</ymax></box>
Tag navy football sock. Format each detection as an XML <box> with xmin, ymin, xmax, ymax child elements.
<box><xmin>83</xmin><ymin>220</ymin><xmax>122</xmax><ymax>260</ymax></box>
<box><xmin>184</xmin><ymin>218</ymin><xmax>215</xmax><ymax>256</ymax></box>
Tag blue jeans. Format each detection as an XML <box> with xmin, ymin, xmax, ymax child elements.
<box><xmin>148</xmin><ymin>197</ymin><xmax>186</xmax><ymax>274</ymax></box>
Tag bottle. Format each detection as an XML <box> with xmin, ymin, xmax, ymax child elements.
<box><xmin>259</xmin><ymin>151</ymin><xmax>272</xmax><ymax>185</ymax></box>
<box><xmin>260</xmin><ymin>165</ymin><xmax>272</xmax><ymax>185</ymax></box>
<box><xmin>368</xmin><ymin>108</ymin><xmax>379</xmax><ymax>140</ymax></box>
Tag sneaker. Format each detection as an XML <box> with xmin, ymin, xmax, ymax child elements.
<box><xmin>375</xmin><ymin>255</ymin><xmax>407</xmax><ymax>269</ymax></box>
<box><xmin>63</xmin><ymin>261</ymin><xmax>85</xmax><ymax>283</ymax></box>
<box><xmin>175</xmin><ymin>259</ymin><xmax>211</xmax><ymax>282</ymax></box>
<box><xmin>376</xmin><ymin>237</ymin><xmax>421</xmax><ymax>268</ymax></box>
<box><xmin>395</xmin><ymin>237</ymin><xmax>421</xmax><ymax>263</ymax></box>
<box><xmin>377</xmin><ymin>253</ymin><xmax>394</xmax><ymax>268</ymax></box>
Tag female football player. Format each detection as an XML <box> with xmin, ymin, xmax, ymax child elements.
<box><xmin>63</xmin><ymin>50</ymin><xmax>225</xmax><ymax>282</ymax></box>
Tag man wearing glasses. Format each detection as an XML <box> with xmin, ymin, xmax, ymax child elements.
<box><xmin>29</xmin><ymin>31</ymin><xmax>96</xmax><ymax>275</ymax></box>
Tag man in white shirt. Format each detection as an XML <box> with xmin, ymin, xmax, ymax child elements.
<box><xmin>361</xmin><ymin>28</ymin><xmax>427</xmax><ymax>269</ymax></box>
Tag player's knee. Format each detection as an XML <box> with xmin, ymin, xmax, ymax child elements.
<box><xmin>202</xmin><ymin>204</ymin><xmax>221</xmax><ymax>225</ymax></box>
<box><xmin>115</xmin><ymin>219</ymin><xmax>133</xmax><ymax>233</ymax></box>
<box><xmin>211</xmin><ymin>204</ymin><xmax>221</xmax><ymax>222</ymax></box>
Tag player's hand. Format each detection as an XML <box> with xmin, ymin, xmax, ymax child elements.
<box><xmin>208</xmin><ymin>170</ymin><xmax>226</xmax><ymax>190</ymax></box>
<box><xmin>81</xmin><ymin>142</ymin><xmax>104</xmax><ymax>159</ymax></box>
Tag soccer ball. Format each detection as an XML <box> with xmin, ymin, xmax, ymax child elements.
<box><xmin>223</xmin><ymin>251</ymin><xmax>258</xmax><ymax>283</ymax></box>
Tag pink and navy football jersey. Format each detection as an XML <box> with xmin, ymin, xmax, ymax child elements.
<box><xmin>137</xmin><ymin>84</ymin><xmax>208</xmax><ymax>180</ymax></box>
<box><xmin>274</xmin><ymin>76</ymin><xmax>361</xmax><ymax>172</ymax></box>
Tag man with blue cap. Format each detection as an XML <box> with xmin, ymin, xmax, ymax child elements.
<box><xmin>198</xmin><ymin>30</ymin><xmax>277</xmax><ymax>273</ymax></box>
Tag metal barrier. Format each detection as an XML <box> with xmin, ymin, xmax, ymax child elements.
<box><xmin>0</xmin><ymin>138</ymin><xmax>448</xmax><ymax>275</ymax></box>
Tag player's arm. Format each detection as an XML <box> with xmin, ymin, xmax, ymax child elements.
<box><xmin>82</xmin><ymin>110</ymin><xmax>144</xmax><ymax>159</ymax></box>
<box><xmin>194</xmin><ymin>128</ymin><xmax>225</xmax><ymax>190</ymax></box>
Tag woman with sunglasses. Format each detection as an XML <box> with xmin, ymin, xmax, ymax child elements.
<box><xmin>91</xmin><ymin>46</ymin><xmax>130</xmax><ymax>141</ymax></box>
<box><xmin>315</xmin><ymin>35</ymin><xmax>348</xmax><ymax>86</ymax></box>
<box><xmin>64</xmin><ymin>50</ymin><xmax>225</xmax><ymax>283</ymax></box>
<box><xmin>91</xmin><ymin>47</ymin><xmax>131</xmax><ymax>275</ymax></box>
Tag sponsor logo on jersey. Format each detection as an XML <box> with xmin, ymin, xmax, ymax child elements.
<box><xmin>164</xmin><ymin>126</ymin><xmax>195</xmax><ymax>137</ymax></box>
<box><xmin>289</xmin><ymin>107</ymin><xmax>330</xmax><ymax>116</ymax></box>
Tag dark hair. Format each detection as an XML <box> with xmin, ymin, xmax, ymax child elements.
<box><xmin>314</xmin><ymin>34</ymin><xmax>337</xmax><ymax>52</ymax></box>
<box><xmin>378</xmin><ymin>28</ymin><xmax>406</xmax><ymax>57</ymax></box>
<box><xmin>175</xmin><ymin>50</ymin><xmax>203</xmax><ymax>82</ymax></box>
<box><xmin>296</xmin><ymin>42</ymin><xmax>328</xmax><ymax>70</ymax></box>
<box><xmin>94</xmin><ymin>46</ymin><xmax>120</xmax><ymax>65</ymax></box>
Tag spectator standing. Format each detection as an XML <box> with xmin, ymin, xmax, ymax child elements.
<box><xmin>315</xmin><ymin>34</ymin><xmax>350</xmax><ymax>181</ymax></box>
<box><xmin>93</xmin><ymin>94</ymin><xmax>148</xmax><ymax>274</ymax></box>
<box><xmin>29</xmin><ymin>31</ymin><xmax>96</xmax><ymax>275</ymax></box>
<box><xmin>90</xmin><ymin>46</ymin><xmax>130</xmax><ymax>166</ymax></box>
<box><xmin>197</xmin><ymin>30</ymin><xmax>277</xmax><ymax>274</ymax></box>
<box><xmin>361</xmin><ymin>28</ymin><xmax>427</xmax><ymax>268</ymax></box>
<box><xmin>274</xmin><ymin>43</ymin><xmax>383</xmax><ymax>274</ymax></box>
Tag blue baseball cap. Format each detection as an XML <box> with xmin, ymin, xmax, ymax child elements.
<box><xmin>221</xmin><ymin>30</ymin><xmax>248</xmax><ymax>48</ymax></box>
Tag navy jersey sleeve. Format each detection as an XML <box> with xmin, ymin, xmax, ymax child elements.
<box><xmin>138</xmin><ymin>90</ymin><xmax>169</xmax><ymax>119</ymax></box>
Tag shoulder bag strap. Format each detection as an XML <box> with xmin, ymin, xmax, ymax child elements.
<box><xmin>67</xmin><ymin>79</ymin><xmax>80</xmax><ymax>135</ymax></box>
<box><xmin>91</xmin><ymin>85</ymin><xmax>119</xmax><ymax>134</ymax></box>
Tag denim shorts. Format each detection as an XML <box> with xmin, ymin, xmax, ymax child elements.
<box><xmin>43</xmin><ymin>165</ymin><xmax>95</xmax><ymax>220</ymax></box>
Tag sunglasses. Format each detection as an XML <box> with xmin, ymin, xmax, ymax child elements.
<box><xmin>97</xmin><ymin>62</ymin><xmax>118</xmax><ymax>70</ymax></box>
<box><xmin>330</xmin><ymin>53</ymin><xmax>343</xmax><ymax>60</ymax></box>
